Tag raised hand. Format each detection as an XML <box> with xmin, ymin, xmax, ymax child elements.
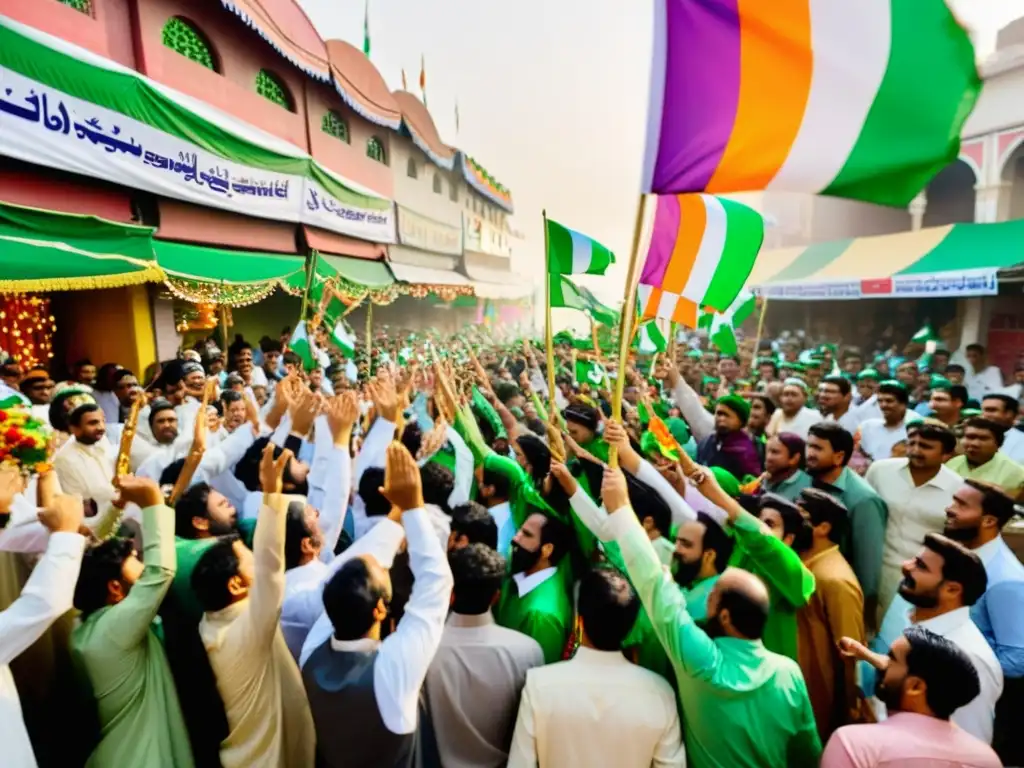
<box><xmin>0</xmin><ymin>465</ymin><xmax>25</xmax><ymax>515</ymax></box>
<box><xmin>326</xmin><ymin>391</ymin><xmax>359</xmax><ymax>446</ymax></box>
<box><xmin>259</xmin><ymin>443</ymin><xmax>293</xmax><ymax>496</ymax></box>
<box><xmin>290</xmin><ymin>390</ymin><xmax>322</xmax><ymax>438</ymax></box>
<box><xmin>417</xmin><ymin>417</ymin><xmax>448</xmax><ymax>460</ymax></box>
<box><xmin>367</xmin><ymin>371</ymin><xmax>399</xmax><ymax>423</ymax></box>
<box><xmin>38</xmin><ymin>494</ymin><xmax>85</xmax><ymax>534</ymax></box>
<box><xmin>114</xmin><ymin>475</ymin><xmax>164</xmax><ymax>509</ymax></box>
<box><xmin>379</xmin><ymin>441</ymin><xmax>424</xmax><ymax>513</ymax></box>
<box><xmin>601</xmin><ymin>465</ymin><xmax>630</xmax><ymax>512</ymax></box>
<box><xmin>549</xmin><ymin>461</ymin><xmax>577</xmax><ymax>496</ymax></box>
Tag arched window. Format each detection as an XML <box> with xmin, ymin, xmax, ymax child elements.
<box><xmin>449</xmin><ymin>182</ymin><xmax>458</xmax><ymax>203</ymax></box>
<box><xmin>256</xmin><ymin>69</ymin><xmax>293</xmax><ymax>111</ymax></box>
<box><xmin>321</xmin><ymin>110</ymin><xmax>349</xmax><ymax>143</ymax></box>
<box><xmin>407</xmin><ymin>158</ymin><xmax>418</xmax><ymax>179</ymax></box>
<box><xmin>162</xmin><ymin>17</ymin><xmax>216</xmax><ymax>70</ymax></box>
<box><xmin>59</xmin><ymin>0</ymin><xmax>91</xmax><ymax>14</ymax></box>
<box><xmin>432</xmin><ymin>173</ymin><xmax>442</xmax><ymax>194</ymax></box>
<box><xmin>367</xmin><ymin>137</ymin><xmax>386</xmax><ymax>164</ymax></box>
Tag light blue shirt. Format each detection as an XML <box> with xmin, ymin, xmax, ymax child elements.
<box><xmin>972</xmin><ymin>536</ymin><xmax>1024</xmax><ymax>678</ymax></box>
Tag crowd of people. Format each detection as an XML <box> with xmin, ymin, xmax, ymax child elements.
<box><xmin>0</xmin><ymin>325</ymin><xmax>1022</xmax><ymax>768</ymax></box>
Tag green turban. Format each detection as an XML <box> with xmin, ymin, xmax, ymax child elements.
<box><xmin>710</xmin><ymin>466</ymin><xmax>741</xmax><ymax>498</ymax></box>
<box><xmin>716</xmin><ymin>394</ymin><xmax>750</xmax><ymax>425</ymax></box>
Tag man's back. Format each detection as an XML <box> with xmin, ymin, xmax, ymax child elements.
<box><xmin>426</xmin><ymin>614</ymin><xmax>543</xmax><ymax>768</ymax></box>
<box><xmin>821</xmin><ymin>711</ymin><xmax>1001</xmax><ymax>767</ymax></box>
<box><xmin>507</xmin><ymin>647</ymin><xmax>684</xmax><ymax>768</ymax></box>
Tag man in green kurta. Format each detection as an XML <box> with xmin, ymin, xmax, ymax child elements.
<box><xmin>599</xmin><ymin>466</ymin><xmax>822</xmax><ymax>768</ymax></box>
<box><xmin>494</xmin><ymin>512</ymin><xmax>573</xmax><ymax>664</ymax></box>
<box><xmin>71</xmin><ymin>477</ymin><xmax>194</xmax><ymax>768</ymax></box>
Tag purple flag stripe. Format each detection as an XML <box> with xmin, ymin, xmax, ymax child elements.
<box><xmin>640</xmin><ymin>194</ymin><xmax>681</xmax><ymax>286</ymax></box>
<box><xmin>650</xmin><ymin>0</ymin><xmax>743</xmax><ymax>193</ymax></box>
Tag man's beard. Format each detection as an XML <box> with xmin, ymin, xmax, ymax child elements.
<box><xmin>208</xmin><ymin>517</ymin><xmax>238</xmax><ymax>537</ymax></box>
<box><xmin>78</xmin><ymin>433</ymin><xmax>104</xmax><ymax>446</ymax></box>
<box><xmin>875</xmin><ymin>676</ymin><xmax>903</xmax><ymax>713</ymax></box>
<box><xmin>673</xmin><ymin>555</ymin><xmax>703</xmax><ymax>589</ymax></box>
<box><xmin>510</xmin><ymin>543</ymin><xmax>541</xmax><ymax>575</ymax></box>
<box><xmin>943</xmin><ymin>524</ymin><xmax>979</xmax><ymax>543</ymax></box>
<box><xmin>702</xmin><ymin>612</ymin><xmax>726</xmax><ymax>639</ymax></box>
<box><xmin>158</xmin><ymin>430</ymin><xmax>179</xmax><ymax>446</ymax></box>
<box><xmin>897</xmin><ymin>575</ymin><xmax>939</xmax><ymax>608</ymax></box>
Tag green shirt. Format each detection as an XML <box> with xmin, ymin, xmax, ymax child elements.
<box><xmin>609</xmin><ymin>508</ymin><xmax>821</xmax><ymax>768</ymax></box>
<box><xmin>730</xmin><ymin>513</ymin><xmax>816</xmax><ymax>661</ymax></box>
<box><xmin>495</xmin><ymin>570</ymin><xmax>572</xmax><ymax>664</ymax></box>
<box><xmin>947</xmin><ymin>450</ymin><xmax>1024</xmax><ymax>498</ymax></box>
<box><xmin>764</xmin><ymin>469</ymin><xmax>812</xmax><ymax>502</ymax></box>
<box><xmin>818</xmin><ymin>467</ymin><xmax>888</xmax><ymax>601</ymax></box>
<box><xmin>71</xmin><ymin>505</ymin><xmax>194</xmax><ymax>768</ymax></box>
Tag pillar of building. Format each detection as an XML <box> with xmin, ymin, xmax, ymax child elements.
<box><xmin>974</xmin><ymin>182</ymin><xmax>1012</xmax><ymax>223</ymax></box>
<box><xmin>909</xmin><ymin>194</ymin><xmax>927</xmax><ymax>231</ymax></box>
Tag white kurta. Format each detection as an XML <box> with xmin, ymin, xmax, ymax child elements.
<box><xmin>52</xmin><ymin>437</ymin><xmax>117</xmax><ymax>506</ymax></box>
<box><xmin>0</xmin><ymin>532</ymin><xmax>86</xmax><ymax>768</ymax></box>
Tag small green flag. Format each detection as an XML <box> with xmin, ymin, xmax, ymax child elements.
<box><xmin>549</xmin><ymin>275</ymin><xmax>617</xmax><ymax>326</ymax></box>
<box><xmin>289</xmin><ymin>321</ymin><xmax>317</xmax><ymax>371</ymax></box>
<box><xmin>700</xmin><ymin>290</ymin><xmax>757</xmax><ymax>356</ymax></box>
<box><xmin>635</xmin><ymin>320</ymin><xmax>667</xmax><ymax>354</ymax></box>
<box><xmin>546</xmin><ymin>218</ymin><xmax>614</xmax><ymax>275</ymax></box>
<box><xmin>575</xmin><ymin>358</ymin><xmax>607</xmax><ymax>387</ymax></box>
<box><xmin>331</xmin><ymin>320</ymin><xmax>356</xmax><ymax>359</ymax></box>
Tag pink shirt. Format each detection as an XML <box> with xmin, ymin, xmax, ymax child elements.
<box><xmin>821</xmin><ymin>712</ymin><xmax>1001</xmax><ymax>768</ymax></box>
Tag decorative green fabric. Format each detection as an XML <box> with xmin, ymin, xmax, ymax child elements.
<box><xmin>153</xmin><ymin>240</ymin><xmax>304</xmax><ymax>283</ymax></box>
<box><xmin>161</xmin><ymin>18</ymin><xmax>214</xmax><ymax>70</ymax></box>
<box><xmin>317</xmin><ymin>254</ymin><xmax>394</xmax><ymax>289</ymax></box>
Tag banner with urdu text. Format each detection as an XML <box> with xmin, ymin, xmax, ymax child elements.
<box><xmin>0</xmin><ymin>17</ymin><xmax>394</xmax><ymax>243</ymax></box>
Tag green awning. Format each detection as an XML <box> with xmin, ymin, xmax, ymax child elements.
<box><xmin>153</xmin><ymin>240</ymin><xmax>305</xmax><ymax>283</ymax></box>
<box><xmin>0</xmin><ymin>202</ymin><xmax>162</xmax><ymax>292</ymax></box>
<box><xmin>318</xmin><ymin>253</ymin><xmax>394</xmax><ymax>289</ymax></box>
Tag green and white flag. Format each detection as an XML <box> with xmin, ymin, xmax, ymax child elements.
<box><xmin>549</xmin><ymin>275</ymin><xmax>618</xmax><ymax>326</ymax></box>
<box><xmin>699</xmin><ymin>290</ymin><xmax>757</xmax><ymax>356</ymax></box>
<box><xmin>575</xmin><ymin>359</ymin><xmax>607</xmax><ymax>388</ymax></box>
<box><xmin>635</xmin><ymin>320</ymin><xmax>667</xmax><ymax>354</ymax></box>
<box><xmin>546</xmin><ymin>218</ymin><xmax>614</xmax><ymax>275</ymax></box>
<box><xmin>289</xmin><ymin>321</ymin><xmax>316</xmax><ymax>371</ymax></box>
<box><xmin>331</xmin><ymin>320</ymin><xmax>356</xmax><ymax>359</ymax></box>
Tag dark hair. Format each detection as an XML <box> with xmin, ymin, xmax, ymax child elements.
<box><xmin>191</xmin><ymin>535</ymin><xmax>243</xmax><ymax>612</ymax></box>
<box><xmin>821</xmin><ymin>376</ymin><xmax>852</xmax><ymax>397</ymax></box>
<box><xmin>964</xmin><ymin>479</ymin><xmax>1017</xmax><ymax>528</ymax></box>
<box><xmin>808</xmin><ymin>422</ymin><xmax>855</xmax><ymax>466</ymax></box>
<box><xmin>450</xmin><ymin>502</ymin><xmax>498</xmax><ymax>550</ymax></box>
<box><xmin>717</xmin><ymin>584</ymin><xmax>769</xmax><ymax>640</ymax></box>
<box><xmin>148</xmin><ymin>399</ymin><xmax>175</xmax><ymax>428</ymax></box>
<box><xmin>759</xmin><ymin>493</ymin><xmax>805</xmax><ymax>541</ymax></box>
<box><xmin>906</xmin><ymin>422</ymin><xmax>957</xmax><ymax>454</ymax></box>
<box><xmin>449</xmin><ymin>544</ymin><xmax>506</xmax><ymax>615</ymax></box>
<box><xmin>963</xmin><ymin>417</ymin><xmax>1006</xmax><ymax>448</ymax></box>
<box><xmin>400</xmin><ymin>422</ymin><xmax>422</xmax><ymax>459</ymax></box>
<box><xmin>878</xmin><ymin>382</ymin><xmax>910</xmax><ymax>405</ymax></box>
<box><xmin>578</xmin><ymin>566</ymin><xmax>640</xmax><ymax>651</ymax></box>
<box><xmin>260</xmin><ymin>339</ymin><xmax>283</xmax><ymax>355</ymax></box>
<box><xmin>74</xmin><ymin>358</ymin><xmax>94</xmax><ymax>368</ymax></box>
<box><xmin>322</xmin><ymin>557</ymin><xmax>390</xmax><ymax>641</ymax></box>
<box><xmin>358</xmin><ymin>467</ymin><xmax>391</xmax><ymax>517</ymax></box>
<box><xmin>625</xmin><ymin>473</ymin><xmax>673</xmax><ymax>537</ymax></box>
<box><xmin>945</xmin><ymin>363</ymin><xmax>966</xmax><ymax>375</ymax></box>
<box><xmin>284</xmin><ymin>501</ymin><xmax>317</xmax><ymax>570</ymax></box>
<box><xmin>966</xmin><ymin>344</ymin><xmax>985</xmax><ymax>355</ymax></box>
<box><xmin>68</xmin><ymin>403</ymin><xmax>101</xmax><ymax>427</ymax></box>
<box><xmin>798</xmin><ymin>487</ymin><xmax>848</xmax><ymax>543</ymax></box>
<box><xmin>982</xmin><ymin>394</ymin><xmax>1020</xmax><ymax>414</ymax></box>
<box><xmin>515</xmin><ymin>433</ymin><xmax>551</xmax><ymax>487</ymax></box>
<box><xmin>480</xmin><ymin>467</ymin><xmax>510</xmax><ymax>500</ymax></box>
<box><xmin>74</xmin><ymin>538</ymin><xmax>137</xmax><ymax>617</ymax></box>
<box><xmin>903</xmin><ymin>625</ymin><xmax>981</xmax><ymax>720</ymax></box>
<box><xmin>537</xmin><ymin>514</ymin><xmax>572</xmax><ymax>566</ymax></box>
<box><xmin>175</xmin><ymin>482</ymin><xmax>212</xmax><ymax>539</ymax></box>
<box><xmin>282</xmin><ymin>351</ymin><xmax>302</xmax><ymax>368</ymax></box>
<box><xmin>922</xmin><ymin>533</ymin><xmax>987</xmax><ymax>607</ymax></box>
<box><xmin>748</xmin><ymin>393</ymin><xmax>776</xmax><ymax>418</ymax></box>
<box><xmin>220</xmin><ymin>389</ymin><xmax>243</xmax><ymax>406</ymax></box>
<box><xmin>696</xmin><ymin>511</ymin><xmax>734</xmax><ymax>573</ymax></box>
<box><xmin>420</xmin><ymin>462</ymin><xmax>455</xmax><ymax>516</ymax></box>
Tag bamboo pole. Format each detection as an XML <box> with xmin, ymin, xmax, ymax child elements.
<box><xmin>591</xmin><ymin>321</ymin><xmax>604</xmax><ymax>364</ymax></box>
<box><xmin>365</xmin><ymin>301</ymin><xmax>374</xmax><ymax>375</ymax></box>
<box><xmin>753</xmin><ymin>295</ymin><xmax>769</xmax><ymax>356</ymax></box>
<box><xmin>609</xmin><ymin>195</ymin><xmax>649</xmax><ymax>469</ymax></box>
<box><xmin>543</xmin><ymin>210</ymin><xmax>557</xmax><ymax>413</ymax></box>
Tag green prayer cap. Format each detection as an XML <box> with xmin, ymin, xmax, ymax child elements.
<box><xmin>856</xmin><ymin>368</ymin><xmax>881</xmax><ymax>381</ymax></box>
<box><xmin>960</xmin><ymin>407</ymin><xmax>981</xmax><ymax>418</ymax></box>
<box><xmin>710</xmin><ymin>466</ymin><xmax>741</xmax><ymax>498</ymax></box>
<box><xmin>665</xmin><ymin>416</ymin><xmax>691</xmax><ymax>446</ymax></box>
<box><xmin>686</xmin><ymin>349</ymin><xmax>703</xmax><ymax>359</ymax></box>
<box><xmin>716</xmin><ymin>394</ymin><xmax>751</xmax><ymax>424</ymax></box>
<box><xmin>928</xmin><ymin>374</ymin><xmax>953</xmax><ymax>390</ymax></box>
<box><xmin>879</xmin><ymin>379</ymin><xmax>907</xmax><ymax>392</ymax></box>
<box><xmin>783</xmin><ymin>377</ymin><xmax>810</xmax><ymax>394</ymax></box>
<box><xmin>781</xmin><ymin>362</ymin><xmax>806</xmax><ymax>373</ymax></box>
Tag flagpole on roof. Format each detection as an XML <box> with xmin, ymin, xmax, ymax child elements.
<box><xmin>543</xmin><ymin>209</ymin><xmax>557</xmax><ymax>417</ymax></box>
<box><xmin>609</xmin><ymin>194</ymin><xmax>649</xmax><ymax>469</ymax></box>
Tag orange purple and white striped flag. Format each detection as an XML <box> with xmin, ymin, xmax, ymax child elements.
<box><xmin>637</xmin><ymin>193</ymin><xmax>763</xmax><ymax>328</ymax></box>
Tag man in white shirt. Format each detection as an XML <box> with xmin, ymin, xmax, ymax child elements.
<box><xmin>0</xmin><ymin>489</ymin><xmax>85</xmax><ymax>768</ymax></box>
<box><xmin>819</xmin><ymin>375</ymin><xmax>861</xmax><ymax>433</ymax></box>
<box><xmin>856</xmin><ymin>381</ymin><xmax>920</xmax><ymax>464</ymax></box>
<box><xmin>427</xmin><ymin>544</ymin><xmax>543</xmax><ymax>768</ymax></box>
<box><xmin>866</xmin><ymin>422</ymin><xmax>963</xmax><ymax>615</ymax></box>
<box><xmin>508</xmin><ymin>566</ymin><xmax>685</xmax><ymax>767</ymax></box>
<box><xmin>866</xmin><ymin>533</ymin><xmax>1001</xmax><ymax>744</ymax></box>
<box><xmin>767</xmin><ymin>378</ymin><xmax>821</xmax><ymax>439</ymax></box>
<box><xmin>981</xmin><ymin>394</ymin><xmax>1024</xmax><ymax>464</ymax></box>
<box><xmin>964</xmin><ymin>344</ymin><xmax>1005</xmax><ymax>403</ymax></box>
<box><xmin>53</xmin><ymin>403</ymin><xmax>119</xmax><ymax>507</ymax></box>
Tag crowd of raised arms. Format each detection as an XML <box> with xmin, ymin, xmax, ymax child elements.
<box><xmin>1</xmin><ymin>329</ymin><xmax>1023</xmax><ymax>768</ymax></box>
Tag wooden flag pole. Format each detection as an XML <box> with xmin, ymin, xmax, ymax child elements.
<box><xmin>365</xmin><ymin>301</ymin><xmax>373</xmax><ymax>375</ymax></box>
<box><xmin>752</xmin><ymin>295</ymin><xmax>769</xmax><ymax>356</ymax></box>
<box><xmin>543</xmin><ymin>209</ymin><xmax>557</xmax><ymax>413</ymax></box>
<box><xmin>591</xmin><ymin>321</ymin><xmax>604</xmax><ymax>364</ymax></box>
<box><xmin>609</xmin><ymin>194</ymin><xmax>649</xmax><ymax>469</ymax></box>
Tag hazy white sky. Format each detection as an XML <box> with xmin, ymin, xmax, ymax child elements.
<box><xmin>299</xmin><ymin>0</ymin><xmax>1024</xmax><ymax>323</ymax></box>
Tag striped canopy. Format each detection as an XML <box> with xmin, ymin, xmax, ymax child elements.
<box><xmin>748</xmin><ymin>219</ymin><xmax>1024</xmax><ymax>300</ymax></box>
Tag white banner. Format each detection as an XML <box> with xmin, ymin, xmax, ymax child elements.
<box><xmin>396</xmin><ymin>206</ymin><xmax>462</xmax><ymax>256</ymax></box>
<box><xmin>463</xmin><ymin>211</ymin><xmax>512</xmax><ymax>258</ymax></box>
<box><xmin>0</xmin><ymin>67</ymin><xmax>394</xmax><ymax>243</ymax></box>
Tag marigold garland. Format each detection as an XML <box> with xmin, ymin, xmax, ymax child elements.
<box><xmin>0</xmin><ymin>407</ymin><xmax>50</xmax><ymax>474</ymax></box>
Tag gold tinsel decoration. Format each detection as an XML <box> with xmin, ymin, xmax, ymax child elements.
<box><xmin>165</xmin><ymin>276</ymin><xmax>277</xmax><ymax>307</ymax></box>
